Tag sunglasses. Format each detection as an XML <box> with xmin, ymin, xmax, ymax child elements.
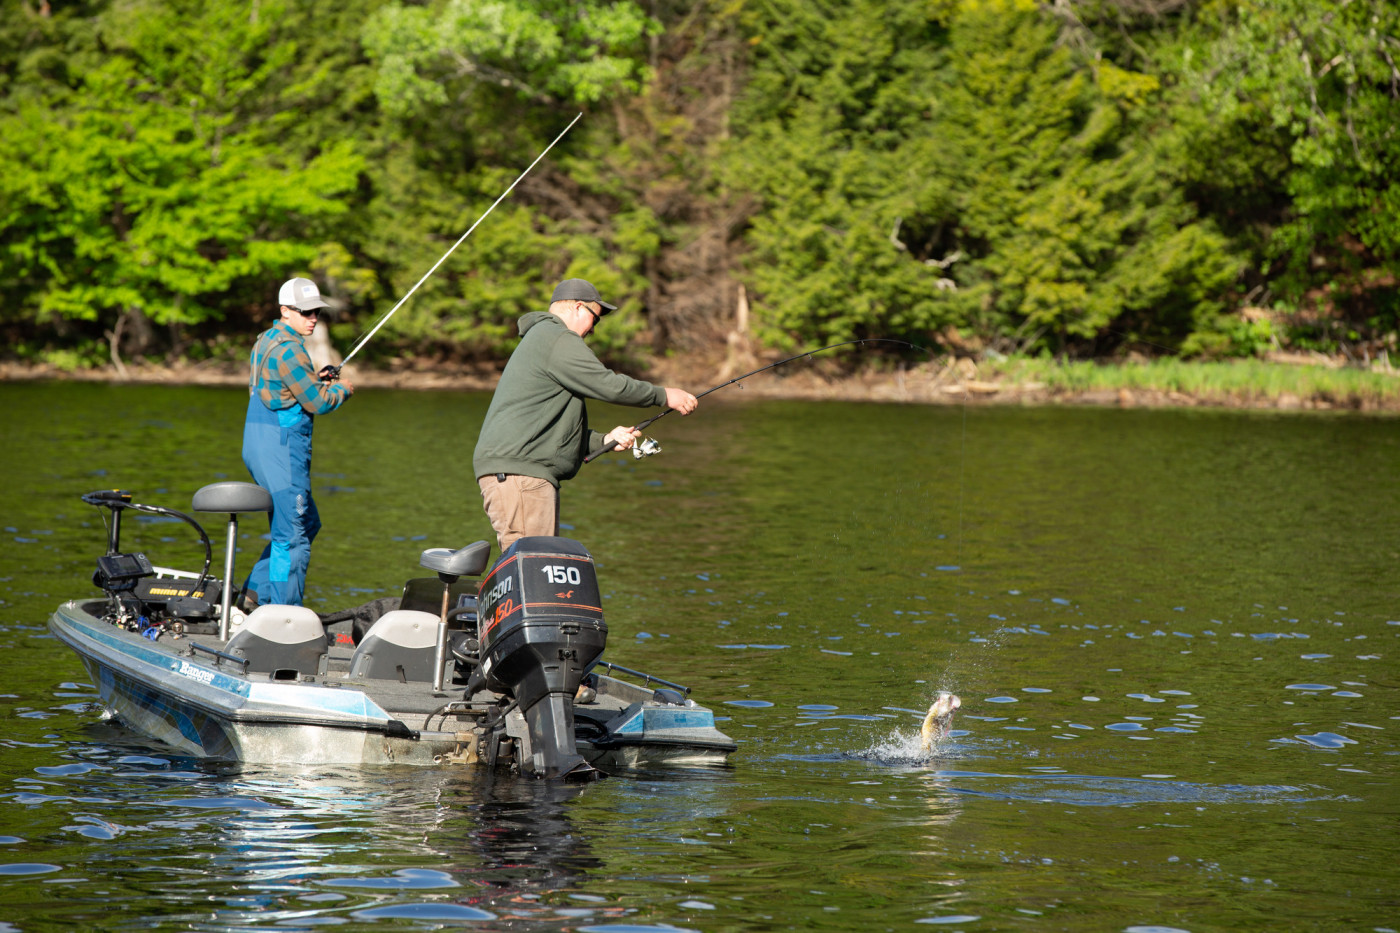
<box><xmin>291</xmin><ymin>307</ymin><xmax>321</xmax><ymax>318</ymax></box>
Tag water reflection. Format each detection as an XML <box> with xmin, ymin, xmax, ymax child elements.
<box><xmin>203</xmin><ymin>765</ymin><xmax>605</xmax><ymax>926</ymax></box>
<box><xmin>3</xmin><ymin>711</ymin><xmax>614</xmax><ymax>930</ymax></box>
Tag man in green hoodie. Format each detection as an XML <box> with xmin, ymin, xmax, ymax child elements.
<box><xmin>473</xmin><ymin>278</ymin><xmax>697</xmax><ymax>552</ymax></box>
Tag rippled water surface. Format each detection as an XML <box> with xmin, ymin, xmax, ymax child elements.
<box><xmin>2</xmin><ymin>381</ymin><xmax>1397</xmax><ymax>931</ymax></box>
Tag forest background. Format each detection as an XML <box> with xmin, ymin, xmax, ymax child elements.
<box><xmin>2</xmin><ymin>0</ymin><xmax>1398</xmax><ymax>405</ymax></box>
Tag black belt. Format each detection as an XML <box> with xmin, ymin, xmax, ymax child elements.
<box><xmin>496</xmin><ymin>473</ymin><xmax>507</xmax><ymax>483</ymax></box>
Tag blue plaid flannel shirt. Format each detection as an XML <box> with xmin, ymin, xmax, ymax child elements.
<box><xmin>248</xmin><ymin>320</ymin><xmax>349</xmax><ymax>415</ymax></box>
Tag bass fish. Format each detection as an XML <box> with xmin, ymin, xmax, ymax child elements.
<box><xmin>920</xmin><ymin>691</ymin><xmax>962</xmax><ymax>751</ymax></box>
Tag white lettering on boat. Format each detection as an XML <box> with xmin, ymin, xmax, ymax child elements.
<box><xmin>481</xmin><ymin>575</ymin><xmax>513</xmax><ymax>606</ymax></box>
<box><xmin>177</xmin><ymin>660</ymin><xmax>216</xmax><ymax>686</ymax></box>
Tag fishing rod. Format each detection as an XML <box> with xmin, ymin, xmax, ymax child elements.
<box><xmin>583</xmin><ymin>337</ymin><xmax>929</xmax><ymax>463</ymax></box>
<box><xmin>322</xmin><ymin>112</ymin><xmax>584</xmax><ymax>380</ymax></box>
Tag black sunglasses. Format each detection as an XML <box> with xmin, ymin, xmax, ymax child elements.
<box><xmin>290</xmin><ymin>306</ymin><xmax>321</xmax><ymax>318</ymax></box>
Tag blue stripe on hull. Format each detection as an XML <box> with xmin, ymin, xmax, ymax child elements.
<box><xmin>88</xmin><ymin>658</ymin><xmax>238</xmax><ymax>758</ymax></box>
<box><xmin>79</xmin><ymin>619</ymin><xmax>252</xmax><ymax>699</ymax></box>
<box><xmin>613</xmin><ymin>705</ymin><xmax>718</xmax><ymax>735</ymax></box>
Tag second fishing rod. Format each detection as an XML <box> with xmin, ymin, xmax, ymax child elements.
<box><xmin>583</xmin><ymin>338</ymin><xmax>929</xmax><ymax>463</ymax></box>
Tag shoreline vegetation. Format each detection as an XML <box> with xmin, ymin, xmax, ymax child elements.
<box><xmin>6</xmin><ymin>351</ymin><xmax>1398</xmax><ymax>414</ymax></box>
<box><xmin>6</xmin><ymin>2</ymin><xmax>1399</xmax><ymax>390</ymax></box>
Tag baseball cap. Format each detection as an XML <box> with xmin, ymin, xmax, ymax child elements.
<box><xmin>278</xmin><ymin>277</ymin><xmax>329</xmax><ymax>311</ymax></box>
<box><xmin>551</xmin><ymin>278</ymin><xmax>617</xmax><ymax>314</ymax></box>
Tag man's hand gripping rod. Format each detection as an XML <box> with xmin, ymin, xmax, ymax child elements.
<box><xmin>319</xmin><ymin>113</ymin><xmax>584</xmax><ymax>382</ymax></box>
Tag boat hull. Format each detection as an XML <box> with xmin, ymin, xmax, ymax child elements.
<box><xmin>52</xmin><ymin>601</ymin><xmax>462</xmax><ymax>764</ymax></box>
<box><xmin>49</xmin><ymin>600</ymin><xmax>735</xmax><ymax>772</ymax></box>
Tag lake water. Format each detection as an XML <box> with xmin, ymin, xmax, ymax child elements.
<box><xmin>0</xmin><ymin>380</ymin><xmax>1396</xmax><ymax>931</ymax></box>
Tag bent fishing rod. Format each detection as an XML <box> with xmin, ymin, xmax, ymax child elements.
<box><xmin>321</xmin><ymin>112</ymin><xmax>584</xmax><ymax>380</ymax></box>
<box><xmin>583</xmin><ymin>337</ymin><xmax>929</xmax><ymax>463</ymax></box>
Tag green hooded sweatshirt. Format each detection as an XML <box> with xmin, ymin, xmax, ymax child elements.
<box><xmin>473</xmin><ymin>311</ymin><xmax>667</xmax><ymax>485</ymax></box>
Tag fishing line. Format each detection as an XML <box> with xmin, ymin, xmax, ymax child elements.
<box><xmin>584</xmin><ymin>338</ymin><xmax>970</xmax><ymax>560</ymax></box>
<box><xmin>585</xmin><ymin>334</ymin><xmax>974</xmax><ymax>659</ymax></box>
<box><xmin>585</xmin><ymin>333</ymin><xmax>975</xmax><ymax>737</ymax></box>
<box><xmin>582</xmin><ymin>337</ymin><xmax>931</xmax><ymax>463</ymax></box>
<box><xmin>331</xmin><ymin>113</ymin><xmax>584</xmax><ymax>373</ymax></box>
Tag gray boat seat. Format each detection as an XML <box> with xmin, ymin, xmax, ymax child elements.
<box><xmin>420</xmin><ymin>541</ymin><xmax>491</xmax><ymax>579</ymax></box>
<box><xmin>349</xmin><ymin>610</ymin><xmax>441</xmax><ymax>683</ymax></box>
<box><xmin>192</xmin><ymin>481</ymin><xmax>273</xmax><ymax>515</ymax></box>
<box><xmin>226</xmin><ymin>604</ymin><xmax>326</xmax><ymax>677</ymax></box>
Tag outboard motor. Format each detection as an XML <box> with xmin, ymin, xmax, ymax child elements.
<box><xmin>477</xmin><ymin>536</ymin><xmax>607</xmax><ymax>781</ymax></box>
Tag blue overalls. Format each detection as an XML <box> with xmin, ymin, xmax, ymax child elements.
<box><xmin>242</xmin><ymin>396</ymin><xmax>320</xmax><ymax>606</ymax></box>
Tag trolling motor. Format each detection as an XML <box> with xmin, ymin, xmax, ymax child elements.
<box><xmin>80</xmin><ymin>489</ymin><xmax>223</xmax><ymax>631</ymax></box>
<box><xmin>476</xmin><ymin>536</ymin><xmax>608</xmax><ymax>781</ymax></box>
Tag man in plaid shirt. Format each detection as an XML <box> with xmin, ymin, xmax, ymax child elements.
<box><xmin>241</xmin><ymin>277</ymin><xmax>355</xmax><ymax>607</ymax></box>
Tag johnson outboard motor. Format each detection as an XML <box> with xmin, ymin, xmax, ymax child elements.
<box><xmin>477</xmin><ymin>536</ymin><xmax>607</xmax><ymax>781</ymax></box>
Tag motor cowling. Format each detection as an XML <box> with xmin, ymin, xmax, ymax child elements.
<box><xmin>477</xmin><ymin>536</ymin><xmax>607</xmax><ymax>780</ymax></box>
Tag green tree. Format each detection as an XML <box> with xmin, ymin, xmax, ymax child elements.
<box><xmin>353</xmin><ymin>0</ymin><xmax>661</xmax><ymax>360</ymax></box>
<box><xmin>724</xmin><ymin>0</ymin><xmax>960</xmax><ymax>348</ymax></box>
<box><xmin>0</xmin><ymin>0</ymin><xmax>370</xmax><ymax>363</ymax></box>
<box><xmin>364</xmin><ymin>0</ymin><xmax>655</xmax><ymax>112</ymax></box>
<box><xmin>938</xmin><ymin>2</ymin><xmax>1239</xmax><ymax>353</ymax></box>
<box><xmin>725</xmin><ymin>0</ymin><xmax>1238</xmax><ymax>354</ymax></box>
<box><xmin>1169</xmin><ymin>0</ymin><xmax>1400</xmax><ymax>347</ymax></box>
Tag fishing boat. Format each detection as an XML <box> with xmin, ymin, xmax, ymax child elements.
<box><xmin>47</xmin><ymin>482</ymin><xmax>736</xmax><ymax>781</ymax></box>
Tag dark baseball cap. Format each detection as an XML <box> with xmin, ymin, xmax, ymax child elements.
<box><xmin>551</xmin><ymin>278</ymin><xmax>617</xmax><ymax>314</ymax></box>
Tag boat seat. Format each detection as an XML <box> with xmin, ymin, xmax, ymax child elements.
<box><xmin>192</xmin><ymin>482</ymin><xmax>273</xmax><ymax>639</ymax></box>
<box><xmin>226</xmin><ymin>604</ymin><xmax>327</xmax><ymax>677</ymax></box>
<box><xmin>420</xmin><ymin>541</ymin><xmax>492</xmax><ymax>579</ymax></box>
<box><xmin>191</xmin><ymin>481</ymin><xmax>273</xmax><ymax>515</ymax></box>
<box><xmin>349</xmin><ymin>610</ymin><xmax>441</xmax><ymax>683</ymax></box>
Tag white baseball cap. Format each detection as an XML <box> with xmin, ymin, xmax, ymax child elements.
<box><xmin>278</xmin><ymin>277</ymin><xmax>329</xmax><ymax>311</ymax></box>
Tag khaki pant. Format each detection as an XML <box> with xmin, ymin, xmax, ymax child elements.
<box><xmin>478</xmin><ymin>474</ymin><xmax>559</xmax><ymax>553</ymax></box>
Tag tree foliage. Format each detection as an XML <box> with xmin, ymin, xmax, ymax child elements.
<box><xmin>0</xmin><ymin>0</ymin><xmax>369</xmax><ymax>360</ymax></box>
<box><xmin>726</xmin><ymin>0</ymin><xmax>1241</xmax><ymax>353</ymax></box>
<box><xmin>723</xmin><ymin>0</ymin><xmax>958</xmax><ymax>348</ymax></box>
<box><xmin>0</xmin><ymin>0</ymin><xmax>1394</xmax><ymax>367</ymax></box>
<box><xmin>349</xmin><ymin>0</ymin><xmax>661</xmax><ymax>360</ymax></box>
<box><xmin>364</xmin><ymin>0</ymin><xmax>655</xmax><ymax>111</ymax></box>
<box><xmin>1168</xmin><ymin>0</ymin><xmax>1400</xmax><ymax>345</ymax></box>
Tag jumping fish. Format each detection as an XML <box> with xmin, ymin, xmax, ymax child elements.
<box><xmin>920</xmin><ymin>691</ymin><xmax>962</xmax><ymax>751</ymax></box>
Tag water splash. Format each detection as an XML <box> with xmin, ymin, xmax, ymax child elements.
<box><xmin>846</xmin><ymin>693</ymin><xmax>967</xmax><ymax>765</ymax></box>
<box><xmin>854</xmin><ymin>726</ymin><xmax>965</xmax><ymax>765</ymax></box>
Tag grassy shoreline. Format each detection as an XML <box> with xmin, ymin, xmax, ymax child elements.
<box><xmin>3</xmin><ymin>354</ymin><xmax>1398</xmax><ymax>413</ymax></box>
<box><xmin>971</xmin><ymin>356</ymin><xmax>1400</xmax><ymax>412</ymax></box>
